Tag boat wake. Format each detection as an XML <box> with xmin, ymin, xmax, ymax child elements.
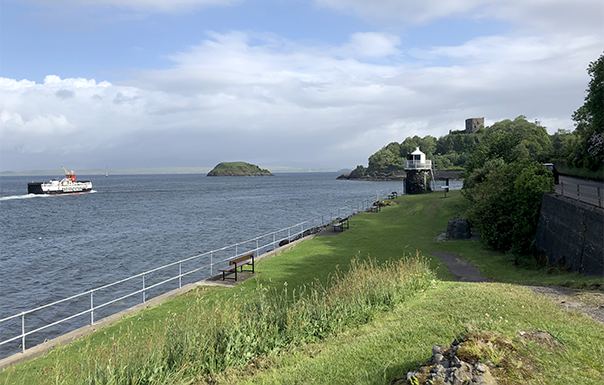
<box><xmin>0</xmin><ymin>194</ymin><xmax>50</xmax><ymax>201</ymax></box>
<box><xmin>1</xmin><ymin>191</ymin><xmax>96</xmax><ymax>201</ymax></box>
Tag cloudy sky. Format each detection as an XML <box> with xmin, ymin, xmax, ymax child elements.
<box><xmin>1</xmin><ymin>0</ymin><xmax>602</xmax><ymax>172</ymax></box>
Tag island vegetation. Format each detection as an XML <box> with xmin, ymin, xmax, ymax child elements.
<box><xmin>206</xmin><ymin>162</ymin><xmax>274</xmax><ymax>177</ymax></box>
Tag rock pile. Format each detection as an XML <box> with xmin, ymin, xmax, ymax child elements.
<box><xmin>396</xmin><ymin>340</ymin><xmax>497</xmax><ymax>385</ymax></box>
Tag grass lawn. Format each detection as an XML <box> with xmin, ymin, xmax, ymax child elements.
<box><xmin>217</xmin><ymin>282</ymin><xmax>604</xmax><ymax>385</ymax></box>
<box><xmin>1</xmin><ymin>190</ymin><xmax>603</xmax><ymax>384</ymax></box>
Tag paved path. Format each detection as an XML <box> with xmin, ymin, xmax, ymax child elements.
<box><xmin>432</xmin><ymin>252</ymin><xmax>604</xmax><ymax>325</ymax></box>
<box><xmin>431</xmin><ymin>252</ymin><xmax>489</xmax><ymax>282</ymax></box>
<box><xmin>556</xmin><ymin>175</ymin><xmax>603</xmax><ymax>207</ymax></box>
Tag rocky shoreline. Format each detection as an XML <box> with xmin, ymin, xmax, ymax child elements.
<box><xmin>337</xmin><ymin>169</ymin><xmax>463</xmax><ymax>182</ymax></box>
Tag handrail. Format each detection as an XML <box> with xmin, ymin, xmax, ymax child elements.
<box><xmin>557</xmin><ymin>181</ymin><xmax>602</xmax><ymax>208</ymax></box>
<box><xmin>0</xmin><ymin>189</ymin><xmax>398</xmax><ymax>357</ymax></box>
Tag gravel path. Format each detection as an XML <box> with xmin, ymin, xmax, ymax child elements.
<box><xmin>433</xmin><ymin>252</ymin><xmax>604</xmax><ymax>326</ymax></box>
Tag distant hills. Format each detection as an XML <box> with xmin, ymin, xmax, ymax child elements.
<box><xmin>0</xmin><ymin>166</ymin><xmax>342</xmax><ymax>177</ymax></box>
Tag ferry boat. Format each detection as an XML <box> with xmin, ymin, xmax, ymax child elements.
<box><xmin>27</xmin><ymin>167</ymin><xmax>92</xmax><ymax>195</ymax></box>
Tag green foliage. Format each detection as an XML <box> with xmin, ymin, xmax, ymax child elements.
<box><xmin>550</xmin><ymin>129</ymin><xmax>577</xmax><ymax>161</ymax></box>
<box><xmin>463</xmin><ymin>160</ymin><xmax>553</xmax><ymax>254</ymax></box>
<box><xmin>466</xmin><ymin>116</ymin><xmax>553</xmax><ymax>174</ymax></box>
<box><xmin>436</xmin><ymin>132</ymin><xmax>480</xmax><ymax>155</ymax></box>
<box><xmin>399</xmin><ymin>135</ymin><xmax>437</xmax><ymax>158</ymax></box>
<box><xmin>31</xmin><ymin>257</ymin><xmax>435</xmax><ymax>384</ymax></box>
<box><xmin>368</xmin><ymin>142</ymin><xmax>403</xmax><ymax>170</ymax></box>
<box><xmin>570</xmin><ymin>53</ymin><xmax>604</xmax><ymax>171</ymax></box>
<box><xmin>207</xmin><ymin>162</ymin><xmax>273</xmax><ymax>176</ymax></box>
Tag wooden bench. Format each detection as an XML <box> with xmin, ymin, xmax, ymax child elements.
<box><xmin>333</xmin><ymin>217</ymin><xmax>350</xmax><ymax>232</ymax></box>
<box><xmin>368</xmin><ymin>204</ymin><xmax>381</xmax><ymax>213</ymax></box>
<box><xmin>218</xmin><ymin>252</ymin><xmax>255</xmax><ymax>281</ymax></box>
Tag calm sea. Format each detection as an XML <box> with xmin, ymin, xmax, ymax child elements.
<box><xmin>0</xmin><ymin>173</ymin><xmax>402</xmax><ymax>358</ymax></box>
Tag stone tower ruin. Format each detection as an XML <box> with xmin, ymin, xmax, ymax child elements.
<box><xmin>465</xmin><ymin>118</ymin><xmax>484</xmax><ymax>134</ymax></box>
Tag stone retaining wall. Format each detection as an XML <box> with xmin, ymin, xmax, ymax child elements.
<box><xmin>534</xmin><ymin>192</ymin><xmax>604</xmax><ymax>276</ymax></box>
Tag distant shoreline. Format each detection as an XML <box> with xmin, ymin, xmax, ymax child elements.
<box><xmin>0</xmin><ymin>167</ymin><xmax>342</xmax><ymax>177</ymax></box>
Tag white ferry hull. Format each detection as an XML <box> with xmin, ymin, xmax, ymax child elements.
<box><xmin>28</xmin><ymin>180</ymin><xmax>92</xmax><ymax>195</ymax></box>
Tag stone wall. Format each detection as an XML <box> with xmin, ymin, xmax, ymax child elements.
<box><xmin>535</xmin><ymin>193</ymin><xmax>604</xmax><ymax>276</ymax></box>
<box><xmin>405</xmin><ymin>170</ymin><xmax>427</xmax><ymax>194</ymax></box>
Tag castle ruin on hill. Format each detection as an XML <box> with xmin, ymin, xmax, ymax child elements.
<box><xmin>465</xmin><ymin>118</ymin><xmax>484</xmax><ymax>133</ymax></box>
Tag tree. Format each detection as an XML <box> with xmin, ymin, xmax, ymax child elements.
<box><xmin>399</xmin><ymin>135</ymin><xmax>437</xmax><ymax>157</ymax></box>
<box><xmin>550</xmin><ymin>129</ymin><xmax>576</xmax><ymax>161</ymax></box>
<box><xmin>463</xmin><ymin>160</ymin><xmax>553</xmax><ymax>254</ymax></box>
<box><xmin>368</xmin><ymin>143</ymin><xmax>401</xmax><ymax>170</ymax></box>
<box><xmin>466</xmin><ymin>116</ymin><xmax>553</xmax><ymax>174</ymax></box>
<box><xmin>570</xmin><ymin>53</ymin><xmax>604</xmax><ymax>171</ymax></box>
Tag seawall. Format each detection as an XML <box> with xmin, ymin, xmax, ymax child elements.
<box><xmin>535</xmin><ymin>192</ymin><xmax>604</xmax><ymax>276</ymax></box>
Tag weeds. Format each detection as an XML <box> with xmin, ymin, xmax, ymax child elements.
<box><xmin>36</xmin><ymin>254</ymin><xmax>435</xmax><ymax>384</ymax></box>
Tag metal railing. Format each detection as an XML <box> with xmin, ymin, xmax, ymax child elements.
<box><xmin>557</xmin><ymin>181</ymin><xmax>602</xmax><ymax>208</ymax></box>
<box><xmin>404</xmin><ymin>160</ymin><xmax>432</xmax><ymax>170</ymax></box>
<box><xmin>0</xmin><ymin>190</ymin><xmax>396</xmax><ymax>358</ymax></box>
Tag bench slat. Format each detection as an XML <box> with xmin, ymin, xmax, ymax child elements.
<box><xmin>219</xmin><ymin>253</ymin><xmax>255</xmax><ymax>281</ymax></box>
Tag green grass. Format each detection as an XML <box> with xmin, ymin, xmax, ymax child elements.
<box><xmin>1</xmin><ymin>190</ymin><xmax>602</xmax><ymax>384</ymax></box>
<box><xmin>220</xmin><ymin>282</ymin><xmax>604</xmax><ymax>385</ymax></box>
<box><xmin>553</xmin><ymin>160</ymin><xmax>604</xmax><ymax>180</ymax></box>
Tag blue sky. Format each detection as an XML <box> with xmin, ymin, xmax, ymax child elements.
<box><xmin>1</xmin><ymin>0</ymin><xmax>602</xmax><ymax>172</ymax></box>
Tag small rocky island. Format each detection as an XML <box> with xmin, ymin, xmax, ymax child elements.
<box><xmin>206</xmin><ymin>162</ymin><xmax>274</xmax><ymax>177</ymax></box>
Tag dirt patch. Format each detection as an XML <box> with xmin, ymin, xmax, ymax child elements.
<box><xmin>524</xmin><ymin>286</ymin><xmax>604</xmax><ymax>325</ymax></box>
<box><xmin>434</xmin><ymin>252</ymin><xmax>604</xmax><ymax>325</ymax></box>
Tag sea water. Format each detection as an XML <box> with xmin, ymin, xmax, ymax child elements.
<box><xmin>0</xmin><ymin>173</ymin><xmax>402</xmax><ymax>358</ymax></box>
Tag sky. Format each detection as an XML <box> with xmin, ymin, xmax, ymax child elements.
<box><xmin>0</xmin><ymin>0</ymin><xmax>602</xmax><ymax>172</ymax></box>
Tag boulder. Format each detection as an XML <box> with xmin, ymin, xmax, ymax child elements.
<box><xmin>446</xmin><ymin>218</ymin><xmax>471</xmax><ymax>239</ymax></box>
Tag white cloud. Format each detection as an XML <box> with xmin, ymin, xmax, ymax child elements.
<box><xmin>345</xmin><ymin>32</ymin><xmax>401</xmax><ymax>57</ymax></box>
<box><xmin>1</xmin><ymin>28</ymin><xmax>601</xmax><ymax>171</ymax></box>
<box><xmin>314</xmin><ymin>0</ymin><xmax>486</xmax><ymax>24</ymax></box>
<box><xmin>314</xmin><ymin>0</ymin><xmax>604</xmax><ymax>33</ymax></box>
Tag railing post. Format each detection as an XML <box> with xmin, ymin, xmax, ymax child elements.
<box><xmin>577</xmin><ymin>184</ymin><xmax>580</xmax><ymax>200</ymax></box>
<box><xmin>142</xmin><ymin>274</ymin><xmax>146</xmax><ymax>303</ymax></box>
<box><xmin>21</xmin><ymin>312</ymin><xmax>25</xmax><ymax>353</ymax></box>
<box><xmin>90</xmin><ymin>290</ymin><xmax>94</xmax><ymax>325</ymax></box>
<box><xmin>210</xmin><ymin>252</ymin><xmax>213</xmax><ymax>276</ymax></box>
<box><xmin>561</xmin><ymin>181</ymin><xmax>564</xmax><ymax>196</ymax></box>
<box><xmin>179</xmin><ymin>263</ymin><xmax>182</xmax><ymax>289</ymax></box>
<box><xmin>256</xmin><ymin>239</ymin><xmax>259</xmax><ymax>255</ymax></box>
<box><xmin>599</xmin><ymin>187</ymin><xmax>601</xmax><ymax>208</ymax></box>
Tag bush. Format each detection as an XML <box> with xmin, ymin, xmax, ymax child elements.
<box><xmin>463</xmin><ymin>160</ymin><xmax>553</xmax><ymax>254</ymax></box>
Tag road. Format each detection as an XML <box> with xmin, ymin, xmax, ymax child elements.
<box><xmin>555</xmin><ymin>175</ymin><xmax>603</xmax><ymax>208</ymax></box>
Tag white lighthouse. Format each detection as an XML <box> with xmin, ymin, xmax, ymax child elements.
<box><xmin>404</xmin><ymin>147</ymin><xmax>432</xmax><ymax>194</ymax></box>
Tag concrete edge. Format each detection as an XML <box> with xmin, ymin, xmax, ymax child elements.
<box><xmin>0</xmin><ymin>234</ymin><xmax>315</xmax><ymax>371</ymax></box>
